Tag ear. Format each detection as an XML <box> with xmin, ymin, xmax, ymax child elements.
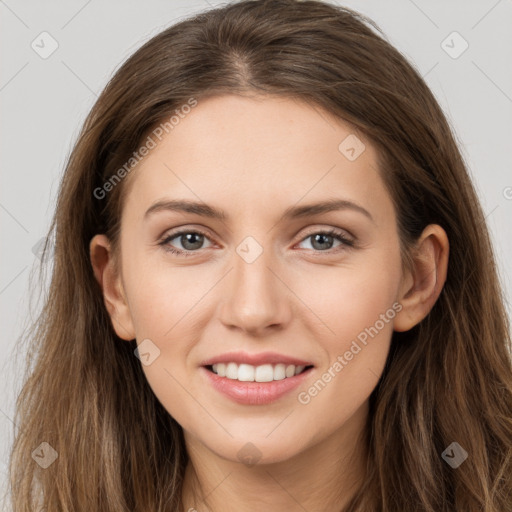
<box><xmin>394</xmin><ymin>224</ymin><xmax>449</xmax><ymax>332</ymax></box>
<box><xmin>89</xmin><ymin>234</ymin><xmax>136</xmax><ymax>341</ymax></box>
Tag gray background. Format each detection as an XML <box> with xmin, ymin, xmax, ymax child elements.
<box><xmin>1</xmin><ymin>0</ymin><xmax>511</xmax><ymax>504</ymax></box>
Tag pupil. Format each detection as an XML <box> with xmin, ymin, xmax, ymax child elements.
<box><xmin>182</xmin><ymin>233</ymin><xmax>203</xmax><ymax>250</ymax></box>
<box><xmin>313</xmin><ymin>234</ymin><xmax>332</xmax><ymax>251</ymax></box>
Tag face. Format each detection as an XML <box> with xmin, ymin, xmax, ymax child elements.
<box><xmin>99</xmin><ymin>94</ymin><xmax>408</xmax><ymax>465</ymax></box>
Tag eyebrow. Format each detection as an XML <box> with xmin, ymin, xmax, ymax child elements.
<box><xmin>144</xmin><ymin>198</ymin><xmax>374</xmax><ymax>223</ymax></box>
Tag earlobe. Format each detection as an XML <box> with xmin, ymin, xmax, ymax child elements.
<box><xmin>394</xmin><ymin>224</ymin><xmax>449</xmax><ymax>332</ymax></box>
<box><xmin>89</xmin><ymin>234</ymin><xmax>136</xmax><ymax>341</ymax></box>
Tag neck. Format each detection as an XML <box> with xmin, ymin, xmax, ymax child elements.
<box><xmin>181</xmin><ymin>402</ymin><xmax>369</xmax><ymax>512</ymax></box>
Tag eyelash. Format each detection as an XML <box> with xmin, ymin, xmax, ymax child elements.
<box><xmin>158</xmin><ymin>227</ymin><xmax>355</xmax><ymax>257</ymax></box>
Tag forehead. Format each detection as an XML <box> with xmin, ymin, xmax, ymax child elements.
<box><xmin>121</xmin><ymin>94</ymin><xmax>391</xmax><ymax>225</ymax></box>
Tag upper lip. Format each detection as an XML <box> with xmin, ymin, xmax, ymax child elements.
<box><xmin>200</xmin><ymin>351</ymin><xmax>314</xmax><ymax>367</ymax></box>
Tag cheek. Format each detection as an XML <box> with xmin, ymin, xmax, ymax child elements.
<box><xmin>292</xmin><ymin>246</ymin><xmax>400</xmax><ymax>413</ymax></box>
<box><xmin>123</xmin><ymin>253</ymin><xmax>214</xmax><ymax>339</ymax></box>
<box><xmin>300</xmin><ymin>270</ymin><xmax>396</xmax><ymax>385</ymax></box>
<box><xmin>292</xmin><ymin>245</ymin><xmax>401</xmax><ymax>347</ymax></box>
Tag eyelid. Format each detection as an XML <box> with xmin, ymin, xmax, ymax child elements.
<box><xmin>298</xmin><ymin>225</ymin><xmax>354</xmax><ymax>242</ymax></box>
<box><xmin>159</xmin><ymin>224</ymin><xmax>354</xmax><ymax>241</ymax></box>
<box><xmin>158</xmin><ymin>224</ymin><xmax>213</xmax><ymax>239</ymax></box>
<box><xmin>158</xmin><ymin>224</ymin><xmax>356</xmax><ymax>255</ymax></box>
<box><xmin>158</xmin><ymin>226</ymin><xmax>215</xmax><ymax>248</ymax></box>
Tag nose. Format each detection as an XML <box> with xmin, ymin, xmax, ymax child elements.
<box><xmin>218</xmin><ymin>245</ymin><xmax>293</xmax><ymax>336</ymax></box>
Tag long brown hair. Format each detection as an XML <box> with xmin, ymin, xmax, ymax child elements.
<box><xmin>7</xmin><ymin>1</ymin><xmax>512</xmax><ymax>510</ymax></box>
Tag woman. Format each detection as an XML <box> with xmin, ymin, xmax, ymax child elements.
<box><xmin>7</xmin><ymin>0</ymin><xmax>512</xmax><ymax>510</ymax></box>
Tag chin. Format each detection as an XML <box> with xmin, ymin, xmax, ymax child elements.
<box><xmin>204</xmin><ymin>433</ymin><xmax>306</xmax><ymax>467</ymax></box>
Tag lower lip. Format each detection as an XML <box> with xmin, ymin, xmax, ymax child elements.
<box><xmin>201</xmin><ymin>366</ymin><xmax>313</xmax><ymax>405</ymax></box>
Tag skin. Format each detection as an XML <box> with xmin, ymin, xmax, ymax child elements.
<box><xmin>90</xmin><ymin>94</ymin><xmax>449</xmax><ymax>512</ymax></box>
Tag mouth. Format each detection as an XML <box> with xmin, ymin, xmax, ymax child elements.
<box><xmin>201</xmin><ymin>358</ymin><xmax>315</xmax><ymax>405</ymax></box>
<box><xmin>204</xmin><ymin>362</ymin><xmax>314</xmax><ymax>382</ymax></box>
<box><xmin>200</xmin><ymin>351</ymin><xmax>315</xmax><ymax>404</ymax></box>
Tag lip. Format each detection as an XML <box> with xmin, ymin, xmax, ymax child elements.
<box><xmin>200</xmin><ymin>350</ymin><xmax>313</xmax><ymax>367</ymax></box>
<box><xmin>201</xmin><ymin>365</ymin><xmax>314</xmax><ymax>405</ymax></box>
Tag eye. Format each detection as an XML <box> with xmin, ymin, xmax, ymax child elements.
<box><xmin>295</xmin><ymin>228</ymin><xmax>354</xmax><ymax>254</ymax></box>
<box><xmin>158</xmin><ymin>227</ymin><xmax>354</xmax><ymax>257</ymax></box>
<box><xmin>158</xmin><ymin>229</ymin><xmax>214</xmax><ymax>256</ymax></box>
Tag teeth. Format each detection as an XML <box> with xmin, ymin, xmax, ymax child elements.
<box><xmin>295</xmin><ymin>365</ymin><xmax>305</xmax><ymax>375</ymax></box>
<box><xmin>255</xmin><ymin>364</ymin><xmax>273</xmax><ymax>382</ymax></box>
<box><xmin>238</xmin><ymin>363</ymin><xmax>255</xmax><ymax>382</ymax></box>
<box><xmin>210</xmin><ymin>362</ymin><xmax>309</xmax><ymax>381</ymax></box>
<box><xmin>216</xmin><ymin>363</ymin><xmax>226</xmax><ymax>377</ymax></box>
<box><xmin>274</xmin><ymin>364</ymin><xmax>286</xmax><ymax>380</ymax></box>
<box><xmin>285</xmin><ymin>365</ymin><xmax>295</xmax><ymax>378</ymax></box>
<box><xmin>226</xmin><ymin>362</ymin><xmax>238</xmax><ymax>379</ymax></box>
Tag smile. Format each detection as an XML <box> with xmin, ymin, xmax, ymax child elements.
<box><xmin>202</xmin><ymin>364</ymin><xmax>314</xmax><ymax>405</ymax></box>
<box><xmin>208</xmin><ymin>362</ymin><xmax>311</xmax><ymax>382</ymax></box>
